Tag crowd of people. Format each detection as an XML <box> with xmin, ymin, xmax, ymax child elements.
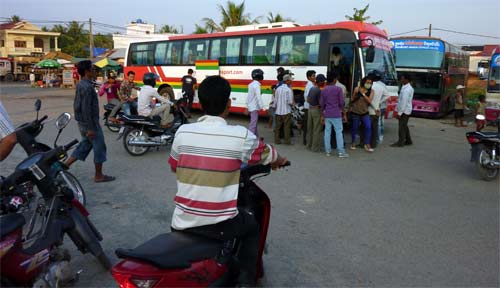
<box><xmin>246</xmin><ymin>67</ymin><xmax>416</xmax><ymax>158</ymax></box>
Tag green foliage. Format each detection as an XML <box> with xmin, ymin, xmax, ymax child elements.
<box><xmin>202</xmin><ymin>0</ymin><xmax>260</xmax><ymax>32</ymax></box>
<box><xmin>159</xmin><ymin>25</ymin><xmax>180</xmax><ymax>34</ymax></box>
<box><xmin>94</xmin><ymin>33</ymin><xmax>113</xmax><ymax>50</ymax></box>
<box><xmin>266</xmin><ymin>12</ymin><xmax>294</xmax><ymax>23</ymax></box>
<box><xmin>345</xmin><ymin>4</ymin><xmax>383</xmax><ymax>25</ymax></box>
<box><xmin>193</xmin><ymin>24</ymin><xmax>208</xmax><ymax>34</ymax></box>
<box><xmin>10</xmin><ymin>15</ymin><xmax>21</xmax><ymax>23</ymax></box>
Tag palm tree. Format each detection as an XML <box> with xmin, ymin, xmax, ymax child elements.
<box><xmin>193</xmin><ymin>24</ymin><xmax>208</xmax><ymax>34</ymax></box>
<box><xmin>159</xmin><ymin>25</ymin><xmax>179</xmax><ymax>34</ymax></box>
<box><xmin>266</xmin><ymin>12</ymin><xmax>294</xmax><ymax>23</ymax></box>
<box><xmin>345</xmin><ymin>4</ymin><xmax>383</xmax><ymax>25</ymax></box>
<box><xmin>10</xmin><ymin>15</ymin><xmax>21</xmax><ymax>23</ymax></box>
<box><xmin>202</xmin><ymin>1</ymin><xmax>260</xmax><ymax>32</ymax></box>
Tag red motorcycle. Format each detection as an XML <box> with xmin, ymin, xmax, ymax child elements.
<box><xmin>0</xmin><ymin>125</ymin><xmax>110</xmax><ymax>286</ymax></box>
<box><xmin>112</xmin><ymin>162</ymin><xmax>290</xmax><ymax>287</ymax></box>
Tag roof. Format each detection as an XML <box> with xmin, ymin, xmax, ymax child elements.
<box><xmin>0</xmin><ymin>22</ymin><xmax>20</xmax><ymax>30</ymax></box>
<box><xmin>43</xmin><ymin>51</ymin><xmax>74</xmax><ymax>61</ymax></box>
<box><xmin>168</xmin><ymin>21</ymin><xmax>388</xmax><ymax>41</ymax></box>
<box><xmin>482</xmin><ymin>45</ymin><xmax>500</xmax><ymax>57</ymax></box>
<box><xmin>108</xmin><ymin>48</ymin><xmax>126</xmax><ymax>59</ymax></box>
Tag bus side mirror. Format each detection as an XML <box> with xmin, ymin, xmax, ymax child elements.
<box><xmin>366</xmin><ymin>45</ymin><xmax>375</xmax><ymax>63</ymax></box>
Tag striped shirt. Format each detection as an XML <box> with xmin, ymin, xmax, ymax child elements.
<box><xmin>0</xmin><ymin>101</ymin><xmax>14</xmax><ymax>140</ymax></box>
<box><xmin>168</xmin><ymin>115</ymin><xmax>278</xmax><ymax>230</ymax></box>
<box><xmin>273</xmin><ymin>84</ymin><xmax>294</xmax><ymax>115</ymax></box>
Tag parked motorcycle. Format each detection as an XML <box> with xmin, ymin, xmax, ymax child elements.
<box><xmin>0</xmin><ymin>121</ymin><xmax>111</xmax><ymax>287</ymax></box>
<box><xmin>16</xmin><ymin>99</ymin><xmax>86</xmax><ymax>206</ymax></box>
<box><xmin>465</xmin><ymin>114</ymin><xmax>500</xmax><ymax>181</ymax></box>
<box><xmin>118</xmin><ymin>98</ymin><xmax>189</xmax><ymax>156</ymax></box>
<box><xmin>112</xmin><ymin>161</ymin><xmax>290</xmax><ymax>287</ymax></box>
<box><xmin>103</xmin><ymin>102</ymin><xmax>138</xmax><ymax>133</ymax></box>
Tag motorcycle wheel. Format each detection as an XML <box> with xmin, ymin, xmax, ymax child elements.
<box><xmin>123</xmin><ymin>128</ymin><xmax>150</xmax><ymax>156</ymax></box>
<box><xmin>105</xmin><ymin>118</ymin><xmax>120</xmax><ymax>133</ymax></box>
<box><xmin>58</xmin><ymin>171</ymin><xmax>87</xmax><ymax>206</ymax></box>
<box><xmin>476</xmin><ymin>148</ymin><xmax>499</xmax><ymax>181</ymax></box>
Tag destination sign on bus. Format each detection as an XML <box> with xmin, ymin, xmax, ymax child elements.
<box><xmin>391</xmin><ymin>39</ymin><xmax>444</xmax><ymax>52</ymax></box>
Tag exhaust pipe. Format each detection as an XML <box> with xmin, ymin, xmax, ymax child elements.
<box><xmin>127</xmin><ymin>139</ymin><xmax>163</xmax><ymax>147</ymax></box>
<box><xmin>485</xmin><ymin>160</ymin><xmax>500</xmax><ymax>168</ymax></box>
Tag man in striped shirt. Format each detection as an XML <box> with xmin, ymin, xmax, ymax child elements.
<box><xmin>168</xmin><ymin>76</ymin><xmax>287</xmax><ymax>286</ymax></box>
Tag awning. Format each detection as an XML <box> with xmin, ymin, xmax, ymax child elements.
<box><xmin>94</xmin><ymin>58</ymin><xmax>121</xmax><ymax>68</ymax></box>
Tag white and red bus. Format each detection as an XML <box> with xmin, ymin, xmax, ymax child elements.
<box><xmin>390</xmin><ymin>37</ymin><xmax>469</xmax><ymax>118</ymax></box>
<box><xmin>125</xmin><ymin>21</ymin><xmax>398</xmax><ymax>115</ymax></box>
<box><xmin>485</xmin><ymin>46</ymin><xmax>500</xmax><ymax>122</ymax></box>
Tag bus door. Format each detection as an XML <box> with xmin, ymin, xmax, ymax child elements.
<box><xmin>328</xmin><ymin>43</ymin><xmax>356</xmax><ymax>97</ymax></box>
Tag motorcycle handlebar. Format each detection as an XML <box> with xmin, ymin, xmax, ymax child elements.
<box><xmin>38</xmin><ymin>115</ymin><xmax>48</xmax><ymax>123</ymax></box>
<box><xmin>64</xmin><ymin>139</ymin><xmax>79</xmax><ymax>151</ymax></box>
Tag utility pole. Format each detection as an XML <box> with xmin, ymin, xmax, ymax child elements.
<box><xmin>89</xmin><ymin>18</ymin><xmax>94</xmax><ymax>58</ymax></box>
<box><xmin>428</xmin><ymin>24</ymin><xmax>432</xmax><ymax>37</ymax></box>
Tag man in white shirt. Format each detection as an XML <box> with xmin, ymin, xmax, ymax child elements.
<box><xmin>369</xmin><ymin>71</ymin><xmax>391</xmax><ymax>148</ymax></box>
<box><xmin>138</xmin><ymin>73</ymin><xmax>173</xmax><ymax>128</ymax></box>
<box><xmin>246</xmin><ymin>69</ymin><xmax>264</xmax><ymax>137</ymax></box>
<box><xmin>302</xmin><ymin>70</ymin><xmax>316</xmax><ymax>145</ymax></box>
<box><xmin>272</xmin><ymin>74</ymin><xmax>294</xmax><ymax>144</ymax></box>
<box><xmin>391</xmin><ymin>74</ymin><xmax>414</xmax><ymax>147</ymax></box>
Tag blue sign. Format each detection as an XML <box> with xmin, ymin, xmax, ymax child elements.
<box><xmin>391</xmin><ymin>39</ymin><xmax>444</xmax><ymax>52</ymax></box>
<box><xmin>492</xmin><ymin>54</ymin><xmax>500</xmax><ymax>67</ymax></box>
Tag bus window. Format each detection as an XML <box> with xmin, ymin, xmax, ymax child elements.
<box><xmin>279</xmin><ymin>33</ymin><xmax>320</xmax><ymax>65</ymax></box>
<box><xmin>182</xmin><ymin>40</ymin><xmax>209</xmax><ymax>64</ymax></box>
<box><xmin>241</xmin><ymin>35</ymin><xmax>277</xmax><ymax>65</ymax></box>
<box><xmin>210</xmin><ymin>38</ymin><xmax>241</xmax><ymax>64</ymax></box>
<box><xmin>130</xmin><ymin>43</ymin><xmax>154</xmax><ymax>66</ymax></box>
<box><xmin>155</xmin><ymin>42</ymin><xmax>168</xmax><ymax>65</ymax></box>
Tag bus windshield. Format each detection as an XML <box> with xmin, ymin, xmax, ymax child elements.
<box><xmin>394</xmin><ymin>49</ymin><xmax>444</xmax><ymax>69</ymax></box>
<box><xmin>363</xmin><ymin>47</ymin><xmax>398</xmax><ymax>84</ymax></box>
<box><xmin>391</xmin><ymin>39</ymin><xmax>445</xmax><ymax>69</ymax></box>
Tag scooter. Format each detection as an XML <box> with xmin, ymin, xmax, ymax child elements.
<box><xmin>118</xmin><ymin>98</ymin><xmax>189</xmax><ymax>156</ymax></box>
<box><xmin>0</xmin><ymin>121</ymin><xmax>111</xmax><ymax>287</ymax></box>
<box><xmin>465</xmin><ymin>114</ymin><xmax>500</xmax><ymax>181</ymax></box>
<box><xmin>15</xmin><ymin>99</ymin><xmax>86</xmax><ymax>206</ymax></box>
<box><xmin>112</xmin><ymin>161</ymin><xmax>290</xmax><ymax>287</ymax></box>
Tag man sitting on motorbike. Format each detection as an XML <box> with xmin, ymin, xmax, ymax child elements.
<box><xmin>138</xmin><ymin>73</ymin><xmax>173</xmax><ymax>128</ymax></box>
<box><xmin>168</xmin><ymin>75</ymin><xmax>288</xmax><ymax>286</ymax></box>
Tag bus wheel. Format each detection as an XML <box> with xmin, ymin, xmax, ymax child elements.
<box><xmin>5</xmin><ymin>74</ymin><xmax>14</xmax><ymax>82</ymax></box>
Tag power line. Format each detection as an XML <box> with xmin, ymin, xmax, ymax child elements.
<box><xmin>390</xmin><ymin>26</ymin><xmax>500</xmax><ymax>40</ymax></box>
<box><xmin>389</xmin><ymin>28</ymin><xmax>427</xmax><ymax>37</ymax></box>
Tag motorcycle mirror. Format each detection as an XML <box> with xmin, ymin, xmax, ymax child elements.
<box><xmin>476</xmin><ymin>114</ymin><xmax>486</xmax><ymax>121</ymax></box>
<box><xmin>55</xmin><ymin>113</ymin><xmax>71</xmax><ymax>130</ymax></box>
<box><xmin>34</xmin><ymin>99</ymin><xmax>42</xmax><ymax>111</ymax></box>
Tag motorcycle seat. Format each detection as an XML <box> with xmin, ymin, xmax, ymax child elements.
<box><xmin>121</xmin><ymin>114</ymin><xmax>160</xmax><ymax>123</ymax></box>
<box><xmin>115</xmin><ymin>232</ymin><xmax>222</xmax><ymax>269</ymax></box>
<box><xmin>0</xmin><ymin>213</ymin><xmax>25</xmax><ymax>238</ymax></box>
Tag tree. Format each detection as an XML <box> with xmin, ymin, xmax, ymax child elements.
<box><xmin>94</xmin><ymin>33</ymin><xmax>113</xmax><ymax>50</ymax></box>
<box><xmin>193</xmin><ymin>24</ymin><xmax>208</xmax><ymax>34</ymax></box>
<box><xmin>202</xmin><ymin>1</ymin><xmax>260</xmax><ymax>32</ymax></box>
<box><xmin>52</xmin><ymin>21</ymin><xmax>88</xmax><ymax>57</ymax></box>
<box><xmin>266</xmin><ymin>12</ymin><xmax>294</xmax><ymax>23</ymax></box>
<box><xmin>345</xmin><ymin>4</ymin><xmax>383</xmax><ymax>25</ymax></box>
<box><xmin>10</xmin><ymin>15</ymin><xmax>21</xmax><ymax>23</ymax></box>
<box><xmin>159</xmin><ymin>24</ymin><xmax>180</xmax><ymax>34</ymax></box>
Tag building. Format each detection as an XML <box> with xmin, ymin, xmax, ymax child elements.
<box><xmin>0</xmin><ymin>21</ymin><xmax>60</xmax><ymax>57</ymax></box>
<box><xmin>112</xmin><ymin>19</ymin><xmax>175</xmax><ymax>49</ymax></box>
<box><xmin>466</xmin><ymin>44</ymin><xmax>500</xmax><ymax>75</ymax></box>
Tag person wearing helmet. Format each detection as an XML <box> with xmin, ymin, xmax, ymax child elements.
<box><xmin>138</xmin><ymin>73</ymin><xmax>173</xmax><ymax>128</ymax></box>
<box><xmin>247</xmin><ymin>69</ymin><xmax>264</xmax><ymax>136</ymax></box>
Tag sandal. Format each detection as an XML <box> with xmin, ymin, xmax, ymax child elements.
<box><xmin>364</xmin><ymin>144</ymin><xmax>374</xmax><ymax>152</ymax></box>
<box><xmin>350</xmin><ymin>144</ymin><xmax>357</xmax><ymax>150</ymax></box>
<box><xmin>95</xmin><ymin>175</ymin><xmax>116</xmax><ymax>183</ymax></box>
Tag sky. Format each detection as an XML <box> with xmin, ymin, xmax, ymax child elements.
<box><xmin>1</xmin><ymin>0</ymin><xmax>499</xmax><ymax>46</ymax></box>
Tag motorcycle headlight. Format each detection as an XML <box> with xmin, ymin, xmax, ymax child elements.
<box><xmin>130</xmin><ymin>278</ymin><xmax>159</xmax><ymax>288</ymax></box>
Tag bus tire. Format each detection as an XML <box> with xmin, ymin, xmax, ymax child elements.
<box><xmin>5</xmin><ymin>73</ymin><xmax>14</xmax><ymax>82</ymax></box>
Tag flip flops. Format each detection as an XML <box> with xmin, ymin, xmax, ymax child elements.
<box><xmin>95</xmin><ymin>175</ymin><xmax>116</xmax><ymax>183</ymax></box>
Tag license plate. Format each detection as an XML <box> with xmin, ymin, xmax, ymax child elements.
<box><xmin>118</xmin><ymin>126</ymin><xmax>125</xmax><ymax>135</ymax></box>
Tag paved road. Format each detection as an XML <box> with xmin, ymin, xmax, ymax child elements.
<box><xmin>1</xmin><ymin>83</ymin><xmax>498</xmax><ymax>287</ymax></box>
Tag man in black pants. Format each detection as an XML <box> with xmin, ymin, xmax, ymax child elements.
<box><xmin>181</xmin><ymin>68</ymin><xmax>197</xmax><ymax>117</ymax></box>
<box><xmin>391</xmin><ymin>74</ymin><xmax>414</xmax><ymax>147</ymax></box>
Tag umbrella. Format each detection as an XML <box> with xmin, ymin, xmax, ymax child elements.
<box><xmin>35</xmin><ymin>59</ymin><xmax>62</xmax><ymax>69</ymax></box>
<box><xmin>94</xmin><ymin>58</ymin><xmax>120</xmax><ymax>68</ymax></box>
